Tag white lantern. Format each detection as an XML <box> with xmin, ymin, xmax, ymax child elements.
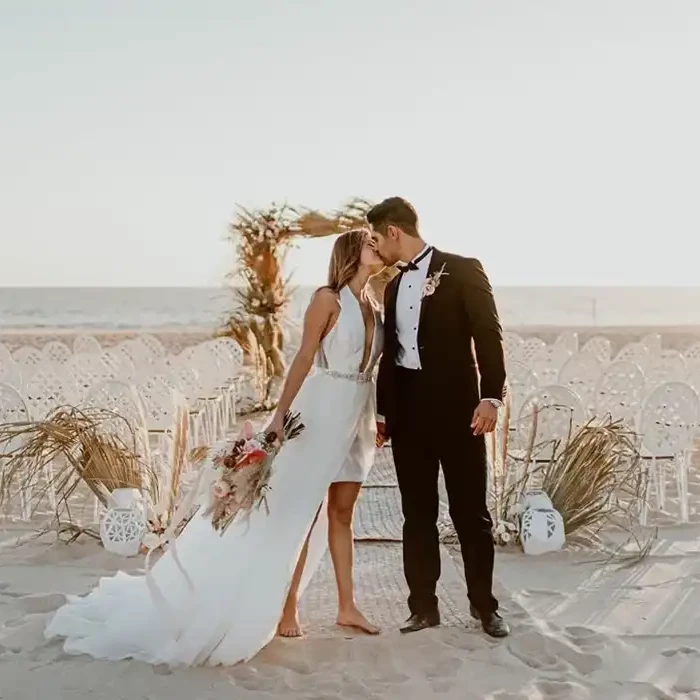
<box><xmin>520</xmin><ymin>489</ymin><xmax>554</xmax><ymax>511</ymax></box>
<box><xmin>520</xmin><ymin>507</ymin><xmax>566</xmax><ymax>555</ymax></box>
<box><xmin>99</xmin><ymin>488</ymin><xmax>146</xmax><ymax>557</ymax></box>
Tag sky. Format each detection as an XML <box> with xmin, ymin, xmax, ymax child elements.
<box><xmin>1</xmin><ymin>0</ymin><xmax>699</xmax><ymax>287</ymax></box>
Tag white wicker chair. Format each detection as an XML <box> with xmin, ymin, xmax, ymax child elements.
<box><xmin>515</xmin><ymin>384</ymin><xmax>587</xmax><ymax>466</ymax></box>
<box><xmin>13</xmin><ymin>346</ymin><xmax>44</xmax><ymax>377</ymax></box>
<box><xmin>558</xmin><ymin>352</ymin><xmax>603</xmax><ymax>413</ymax></box>
<box><xmin>170</xmin><ymin>366</ymin><xmax>209</xmax><ymax>446</ymax></box>
<box><xmin>530</xmin><ymin>344</ymin><xmax>573</xmax><ymax>386</ymax></box>
<box><xmin>84</xmin><ymin>380</ymin><xmax>147</xmax><ymax>452</ymax></box>
<box><xmin>0</xmin><ymin>357</ymin><xmax>22</xmax><ymax>391</ymax></box>
<box><xmin>134</xmin><ymin>334</ymin><xmax>166</xmax><ymax>360</ymax></box>
<box><xmin>521</xmin><ymin>337</ymin><xmax>546</xmax><ymax>366</ymax></box>
<box><xmin>73</xmin><ymin>334</ymin><xmax>102</xmax><ymax>355</ymax></box>
<box><xmin>0</xmin><ymin>383</ymin><xmax>34</xmax><ymax>519</ymax></box>
<box><xmin>682</xmin><ymin>341</ymin><xmax>700</xmax><ymax>372</ymax></box>
<box><xmin>554</xmin><ymin>331</ymin><xmax>579</xmax><ymax>354</ymax></box>
<box><xmin>101</xmin><ymin>349</ymin><xmax>136</xmax><ymax>382</ymax></box>
<box><xmin>580</xmin><ymin>335</ymin><xmax>612</xmax><ymax>364</ymax></box>
<box><xmin>503</xmin><ymin>332</ymin><xmax>525</xmax><ymax>365</ymax></box>
<box><xmin>134</xmin><ymin>375</ymin><xmax>182</xmax><ymax>462</ymax></box>
<box><xmin>183</xmin><ymin>343</ymin><xmax>234</xmax><ymax>441</ymax></box>
<box><xmin>645</xmin><ymin>350</ymin><xmax>687</xmax><ymax>391</ymax></box>
<box><xmin>22</xmin><ymin>362</ymin><xmax>80</xmax><ymax>419</ymax></box>
<box><xmin>64</xmin><ymin>353</ymin><xmax>113</xmax><ymax>402</ymax></box>
<box><xmin>206</xmin><ymin>338</ymin><xmax>245</xmax><ymax>432</ymax></box>
<box><xmin>505</xmin><ymin>361</ymin><xmax>539</xmax><ymax>420</ymax></box>
<box><xmin>614</xmin><ymin>342</ymin><xmax>651</xmax><ymax>371</ymax></box>
<box><xmin>0</xmin><ymin>343</ymin><xmax>13</xmax><ymax>365</ymax></box>
<box><xmin>640</xmin><ymin>333</ymin><xmax>662</xmax><ymax>358</ymax></box>
<box><xmin>639</xmin><ymin>381</ymin><xmax>700</xmax><ymax>524</ymax></box>
<box><xmin>42</xmin><ymin>340</ymin><xmax>72</xmax><ymax>365</ymax></box>
<box><xmin>115</xmin><ymin>339</ymin><xmax>153</xmax><ymax>374</ymax></box>
<box><xmin>687</xmin><ymin>367</ymin><xmax>700</xmax><ymax>396</ymax></box>
<box><xmin>593</xmin><ymin>360</ymin><xmax>646</xmax><ymax>425</ymax></box>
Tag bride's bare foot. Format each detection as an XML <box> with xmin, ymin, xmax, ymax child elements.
<box><xmin>278</xmin><ymin>605</ymin><xmax>303</xmax><ymax>638</ymax></box>
<box><xmin>336</xmin><ymin>607</ymin><xmax>381</xmax><ymax>635</ymax></box>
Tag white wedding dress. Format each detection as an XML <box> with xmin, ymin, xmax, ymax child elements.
<box><xmin>45</xmin><ymin>286</ymin><xmax>383</xmax><ymax>666</ymax></box>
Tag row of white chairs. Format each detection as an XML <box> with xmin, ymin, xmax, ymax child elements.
<box><xmin>505</xmin><ymin>331</ymin><xmax>700</xmax><ymax>385</ymax></box>
<box><xmin>507</xmin><ymin>379</ymin><xmax>700</xmax><ymax>525</ymax></box>
<box><xmin>0</xmin><ymin>333</ymin><xmax>172</xmax><ymax>390</ymax></box>
<box><xmin>506</xmin><ymin>333</ymin><xmax>700</xmax><ymax>420</ymax></box>
<box><xmin>0</xmin><ymin>335</ymin><xmax>246</xmax><ymax>520</ymax></box>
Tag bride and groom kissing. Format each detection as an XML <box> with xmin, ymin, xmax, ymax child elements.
<box><xmin>45</xmin><ymin>196</ymin><xmax>510</xmax><ymax>667</ymax></box>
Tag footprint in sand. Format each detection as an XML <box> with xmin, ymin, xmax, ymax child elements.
<box><xmin>3</xmin><ymin>616</ymin><xmax>26</xmax><ymax>628</ymax></box>
<box><xmin>661</xmin><ymin>646</ymin><xmax>700</xmax><ymax>658</ymax></box>
<box><xmin>425</xmin><ymin>655</ymin><xmax>463</xmax><ymax>679</ymax></box>
<box><xmin>518</xmin><ymin>589</ymin><xmax>567</xmax><ymax>599</ymax></box>
<box><xmin>17</xmin><ymin>593</ymin><xmax>66</xmax><ymax>615</ymax></box>
<box><xmin>564</xmin><ymin>625</ymin><xmax>610</xmax><ymax>653</ymax></box>
<box><xmin>533</xmin><ymin>679</ymin><xmax>591</xmax><ymax>700</ymax></box>
<box><xmin>153</xmin><ymin>663</ymin><xmax>173</xmax><ymax>675</ymax></box>
<box><xmin>508</xmin><ymin>630</ymin><xmax>603</xmax><ymax>676</ymax></box>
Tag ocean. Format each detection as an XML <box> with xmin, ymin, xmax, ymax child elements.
<box><xmin>2</xmin><ymin>287</ymin><xmax>700</xmax><ymax>330</ymax></box>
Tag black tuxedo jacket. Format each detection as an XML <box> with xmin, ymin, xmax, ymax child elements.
<box><xmin>376</xmin><ymin>249</ymin><xmax>507</xmax><ymax>434</ymax></box>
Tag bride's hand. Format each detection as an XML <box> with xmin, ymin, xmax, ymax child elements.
<box><xmin>264</xmin><ymin>412</ymin><xmax>286</xmax><ymax>444</ymax></box>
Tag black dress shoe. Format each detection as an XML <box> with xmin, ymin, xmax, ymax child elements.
<box><xmin>399</xmin><ymin>612</ymin><xmax>441</xmax><ymax>634</ymax></box>
<box><xmin>469</xmin><ymin>605</ymin><xmax>510</xmax><ymax>638</ymax></box>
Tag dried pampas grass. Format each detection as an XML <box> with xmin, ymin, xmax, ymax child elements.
<box><xmin>0</xmin><ymin>406</ymin><xmax>151</xmax><ymax>523</ymax></box>
<box><xmin>481</xmin><ymin>402</ymin><xmax>647</xmax><ymax>559</ymax></box>
<box><xmin>540</xmin><ymin>417</ymin><xmax>643</xmax><ymax>536</ymax></box>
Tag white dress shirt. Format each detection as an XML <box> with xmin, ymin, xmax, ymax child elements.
<box><xmin>395</xmin><ymin>246</ymin><xmax>433</xmax><ymax>369</ymax></box>
<box><xmin>389</xmin><ymin>244</ymin><xmax>502</xmax><ymax>411</ymax></box>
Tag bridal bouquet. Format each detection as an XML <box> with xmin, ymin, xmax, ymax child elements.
<box><xmin>204</xmin><ymin>411</ymin><xmax>305</xmax><ymax>534</ymax></box>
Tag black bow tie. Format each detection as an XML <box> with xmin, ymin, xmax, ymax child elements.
<box><xmin>398</xmin><ymin>246</ymin><xmax>432</xmax><ymax>273</ymax></box>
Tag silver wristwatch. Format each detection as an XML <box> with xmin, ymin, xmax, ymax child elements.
<box><xmin>483</xmin><ymin>398</ymin><xmax>503</xmax><ymax>409</ymax></box>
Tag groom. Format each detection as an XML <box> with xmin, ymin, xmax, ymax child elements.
<box><xmin>368</xmin><ymin>197</ymin><xmax>510</xmax><ymax>638</ymax></box>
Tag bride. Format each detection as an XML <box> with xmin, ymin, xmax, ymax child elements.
<box><xmin>45</xmin><ymin>228</ymin><xmax>385</xmax><ymax>666</ymax></box>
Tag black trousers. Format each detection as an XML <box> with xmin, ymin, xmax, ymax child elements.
<box><xmin>391</xmin><ymin>366</ymin><xmax>498</xmax><ymax>617</ymax></box>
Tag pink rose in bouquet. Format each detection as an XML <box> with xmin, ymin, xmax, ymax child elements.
<box><xmin>205</xmin><ymin>411</ymin><xmax>305</xmax><ymax>534</ymax></box>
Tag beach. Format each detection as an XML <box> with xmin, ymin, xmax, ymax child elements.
<box><xmin>2</xmin><ymin>323</ymin><xmax>700</xmax><ymax>698</ymax></box>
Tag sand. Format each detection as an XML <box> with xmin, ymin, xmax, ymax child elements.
<box><xmin>2</xmin><ymin>442</ymin><xmax>700</xmax><ymax>700</ymax></box>
<box><xmin>2</xmin><ymin>523</ymin><xmax>700</xmax><ymax>699</ymax></box>
<box><xmin>2</xmin><ymin>325</ymin><xmax>700</xmax><ymax>698</ymax></box>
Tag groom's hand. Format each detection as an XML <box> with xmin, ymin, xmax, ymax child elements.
<box><xmin>471</xmin><ymin>401</ymin><xmax>498</xmax><ymax>436</ymax></box>
<box><xmin>376</xmin><ymin>421</ymin><xmax>388</xmax><ymax>447</ymax></box>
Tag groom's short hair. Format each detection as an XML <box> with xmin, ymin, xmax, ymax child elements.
<box><xmin>366</xmin><ymin>197</ymin><xmax>419</xmax><ymax>237</ymax></box>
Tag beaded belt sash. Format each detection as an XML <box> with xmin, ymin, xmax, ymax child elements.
<box><xmin>316</xmin><ymin>367</ymin><xmax>373</xmax><ymax>383</ymax></box>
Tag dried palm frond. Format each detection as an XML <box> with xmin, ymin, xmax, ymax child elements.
<box><xmin>222</xmin><ymin>204</ymin><xmax>299</xmax><ymax>388</ymax></box>
<box><xmin>296</xmin><ymin>197</ymin><xmax>374</xmax><ymax>238</ymax></box>
<box><xmin>0</xmin><ymin>406</ymin><xmax>152</xmax><ymax>523</ymax></box>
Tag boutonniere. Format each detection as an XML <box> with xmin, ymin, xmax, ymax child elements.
<box><xmin>421</xmin><ymin>263</ymin><xmax>449</xmax><ymax>299</ymax></box>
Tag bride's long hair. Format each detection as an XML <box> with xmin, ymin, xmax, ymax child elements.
<box><xmin>326</xmin><ymin>228</ymin><xmax>369</xmax><ymax>292</ymax></box>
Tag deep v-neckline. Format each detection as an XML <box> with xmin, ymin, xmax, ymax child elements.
<box><xmin>346</xmin><ymin>286</ymin><xmax>376</xmax><ymax>373</ymax></box>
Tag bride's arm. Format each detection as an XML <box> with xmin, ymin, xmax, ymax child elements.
<box><xmin>268</xmin><ymin>288</ymin><xmax>338</xmax><ymax>428</ymax></box>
